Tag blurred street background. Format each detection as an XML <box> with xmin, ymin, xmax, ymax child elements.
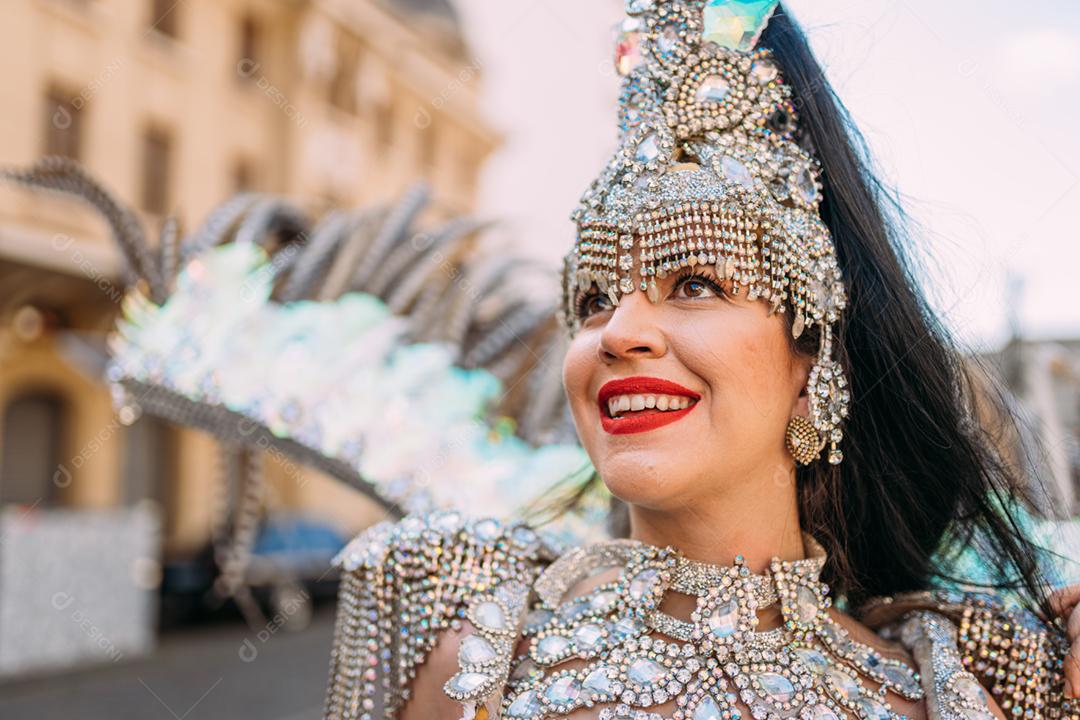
<box><xmin>0</xmin><ymin>0</ymin><xmax>1078</xmax><ymax>718</ymax></box>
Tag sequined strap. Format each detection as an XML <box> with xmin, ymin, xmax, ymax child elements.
<box><xmin>858</xmin><ymin>590</ymin><xmax>1079</xmax><ymax>720</ymax></box>
<box><xmin>885</xmin><ymin>611</ymin><xmax>997</xmax><ymax>720</ymax></box>
<box><xmin>321</xmin><ymin>511</ymin><xmax>553</xmax><ymax>720</ymax></box>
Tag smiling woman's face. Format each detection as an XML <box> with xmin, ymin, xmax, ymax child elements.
<box><xmin>562</xmin><ymin>257</ymin><xmax>813</xmax><ymax>512</ymax></box>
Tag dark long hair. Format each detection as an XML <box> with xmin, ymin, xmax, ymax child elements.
<box><xmin>535</xmin><ymin>4</ymin><xmax>1056</xmax><ymax>618</ymax></box>
<box><xmin>759</xmin><ymin>5</ymin><xmax>1054</xmax><ymax>614</ymax></box>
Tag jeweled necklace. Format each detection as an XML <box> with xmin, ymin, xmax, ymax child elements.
<box><xmin>498</xmin><ymin>535</ymin><xmax>924</xmax><ymax>720</ymax></box>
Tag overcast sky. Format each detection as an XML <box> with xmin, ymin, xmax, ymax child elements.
<box><xmin>453</xmin><ymin>0</ymin><xmax>1080</xmax><ymax>351</ymax></box>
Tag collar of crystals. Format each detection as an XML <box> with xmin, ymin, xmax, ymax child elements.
<box><xmin>486</xmin><ymin>534</ymin><xmax>927</xmax><ymax>720</ymax></box>
<box><xmin>558</xmin><ymin>0</ymin><xmax>850</xmax><ymax>465</ymax></box>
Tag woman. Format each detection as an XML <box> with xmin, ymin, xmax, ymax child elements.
<box><xmin>322</xmin><ymin>3</ymin><xmax>1080</xmax><ymax>719</ymax></box>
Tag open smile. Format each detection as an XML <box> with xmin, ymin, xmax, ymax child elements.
<box><xmin>597</xmin><ymin>376</ymin><xmax>701</xmax><ymax>435</ymax></box>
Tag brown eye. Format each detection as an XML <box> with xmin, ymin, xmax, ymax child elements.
<box><xmin>576</xmin><ymin>291</ymin><xmax>613</xmax><ymax>319</ymax></box>
<box><xmin>673</xmin><ymin>272</ymin><xmax>724</xmax><ymax>300</ymax></box>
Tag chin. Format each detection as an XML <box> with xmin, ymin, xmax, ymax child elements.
<box><xmin>596</xmin><ymin>454</ymin><xmax>692</xmax><ymax>509</ymax></box>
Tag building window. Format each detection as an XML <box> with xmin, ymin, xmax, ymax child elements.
<box><xmin>140</xmin><ymin>125</ymin><xmax>173</xmax><ymax>215</ymax></box>
<box><xmin>43</xmin><ymin>84</ymin><xmax>83</xmax><ymax>160</ymax></box>
<box><xmin>238</xmin><ymin>14</ymin><xmax>259</xmax><ymax>74</ymax></box>
<box><xmin>150</xmin><ymin>0</ymin><xmax>179</xmax><ymax>38</ymax></box>
<box><xmin>1</xmin><ymin>391</ymin><xmax>66</xmax><ymax>507</ymax></box>
<box><xmin>121</xmin><ymin>415</ymin><xmax>174</xmax><ymax>514</ymax></box>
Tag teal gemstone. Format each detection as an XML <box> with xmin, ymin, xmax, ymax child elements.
<box><xmin>701</xmin><ymin>0</ymin><xmax>781</xmax><ymax>50</ymax></box>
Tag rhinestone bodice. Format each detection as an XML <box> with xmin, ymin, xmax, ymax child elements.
<box><xmin>322</xmin><ymin>512</ymin><xmax>1073</xmax><ymax>720</ymax></box>
<box><xmin>455</xmin><ymin>536</ymin><xmax>953</xmax><ymax>720</ymax></box>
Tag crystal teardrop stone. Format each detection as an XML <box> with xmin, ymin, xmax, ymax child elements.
<box><xmin>460</xmin><ymin>635</ymin><xmax>497</xmax><ymax>665</ymax></box>
<box><xmin>474</xmin><ymin>601</ymin><xmax>506</xmax><ymax>630</ymax></box>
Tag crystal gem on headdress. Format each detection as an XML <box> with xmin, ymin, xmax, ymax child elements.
<box><xmin>635</xmin><ymin>133</ymin><xmax>661</xmax><ymax>164</ymax></box>
<box><xmin>701</xmin><ymin>0</ymin><xmax>782</xmax><ymax>51</ymax></box>
<box><xmin>750</xmin><ymin>58</ymin><xmax>779</xmax><ymax>84</ymax></box>
<box><xmin>626</xmin><ymin>0</ymin><xmax>654</xmax><ymax>15</ymax></box>
<box><xmin>616</xmin><ymin>18</ymin><xmax>645</xmax><ymax>76</ymax></box>
<box><xmin>696</xmin><ymin>74</ymin><xmax>732</xmax><ymax>104</ymax></box>
<box><xmin>720</xmin><ymin>155</ymin><xmax>755</xmax><ymax>190</ymax></box>
<box><xmin>657</xmin><ymin>23</ymin><xmax>681</xmax><ymax>56</ymax></box>
<box><xmin>796</xmin><ymin>166</ymin><xmax>818</xmax><ymax>204</ymax></box>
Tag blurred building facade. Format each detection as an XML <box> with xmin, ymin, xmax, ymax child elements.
<box><xmin>0</xmin><ymin>0</ymin><xmax>498</xmax><ymax>559</ymax></box>
<box><xmin>989</xmin><ymin>339</ymin><xmax>1080</xmax><ymax>517</ymax></box>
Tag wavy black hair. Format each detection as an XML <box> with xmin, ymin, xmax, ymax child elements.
<box><xmin>534</xmin><ymin>3</ymin><xmax>1057</xmax><ymax>619</ymax></box>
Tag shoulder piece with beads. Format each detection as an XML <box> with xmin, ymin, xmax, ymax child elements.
<box><xmin>857</xmin><ymin>589</ymin><xmax>1079</xmax><ymax>720</ymax></box>
<box><xmin>321</xmin><ymin>510</ymin><xmax>561</xmax><ymax>720</ymax></box>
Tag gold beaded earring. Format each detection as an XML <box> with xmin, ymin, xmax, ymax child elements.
<box><xmin>785</xmin><ymin>415</ymin><xmax>824</xmax><ymax>466</ymax></box>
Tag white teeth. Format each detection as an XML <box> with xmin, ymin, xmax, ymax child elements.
<box><xmin>604</xmin><ymin>393</ymin><xmax>697</xmax><ymax>418</ymax></box>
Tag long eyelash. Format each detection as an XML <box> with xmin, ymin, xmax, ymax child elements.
<box><xmin>574</xmin><ymin>270</ymin><xmax>723</xmax><ymax>316</ymax></box>
<box><xmin>574</xmin><ymin>290</ymin><xmax>593</xmax><ymax>318</ymax></box>
<box><xmin>672</xmin><ymin>268</ymin><xmax>726</xmax><ymax>297</ymax></box>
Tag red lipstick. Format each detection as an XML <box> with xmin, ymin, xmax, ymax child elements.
<box><xmin>597</xmin><ymin>376</ymin><xmax>701</xmax><ymax>435</ymax></box>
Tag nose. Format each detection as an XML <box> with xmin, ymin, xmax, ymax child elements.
<box><xmin>597</xmin><ymin>287</ymin><xmax>667</xmax><ymax>364</ymax></box>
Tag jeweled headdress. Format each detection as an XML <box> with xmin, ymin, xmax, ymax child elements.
<box><xmin>560</xmin><ymin>0</ymin><xmax>850</xmax><ymax>464</ymax></box>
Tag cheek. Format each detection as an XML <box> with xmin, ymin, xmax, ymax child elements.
<box><xmin>680</xmin><ymin>311</ymin><xmax>796</xmax><ymax>426</ymax></box>
<box><xmin>562</xmin><ymin>334</ymin><xmax>597</xmax><ymax>423</ymax></box>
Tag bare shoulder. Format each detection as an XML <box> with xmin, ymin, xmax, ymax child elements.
<box><xmin>324</xmin><ymin>510</ymin><xmax>556</xmax><ymax>720</ymax></box>
<box><xmin>400</xmin><ymin>622</ymin><xmax>477</xmax><ymax>720</ymax></box>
